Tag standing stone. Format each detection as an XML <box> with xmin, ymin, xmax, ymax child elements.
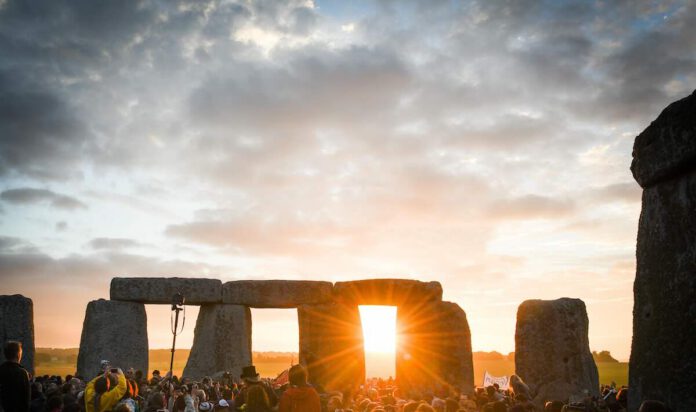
<box><xmin>77</xmin><ymin>299</ymin><xmax>148</xmax><ymax>379</ymax></box>
<box><xmin>515</xmin><ymin>298</ymin><xmax>598</xmax><ymax>408</ymax></box>
<box><xmin>333</xmin><ymin>279</ymin><xmax>443</xmax><ymax>306</ymax></box>
<box><xmin>183</xmin><ymin>304</ymin><xmax>251</xmax><ymax>380</ymax></box>
<box><xmin>110</xmin><ymin>277</ymin><xmax>222</xmax><ymax>304</ymax></box>
<box><xmin>0</xmin><ymin>295</ymin><xmax>35</xmax><ymax>374</ymax></box>
<box><xmin>298</xmin><ymin>302</ymin><xmax>364</xmax><ymax>391</ymax></box>
<box><xmin>222</xmin><ymin>280</ymin><xmax>333</xmax><ymax>308</ymax></box>
<box><xmin>629</xmin><ymin>89</ymin><xmax>696</xmax><ymax>412</ymax></box>
<box><xmin>396</xmin><ymin>301</ymin><xmax>474</xmax><ymax>395</ymax></box>
<box><xmin>435</xmin><ymin>302</ymin><xmax>474</xmax><ymax>395</ymax></box>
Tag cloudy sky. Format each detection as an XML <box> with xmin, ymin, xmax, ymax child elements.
<box><xmin>1</xmin><ymin>0</ymin><xmax>695</xmax><ymax>362</ymax></box>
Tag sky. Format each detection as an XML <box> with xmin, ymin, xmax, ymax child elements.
<box><xmin>0</xmin><ymin>0</ymin><xmax>695</xmax><ymax>362</ymax></box>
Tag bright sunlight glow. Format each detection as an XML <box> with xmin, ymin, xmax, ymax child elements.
<box><xmin>359</xmin><ymin>305</ymin><xmax>397</xmax><ymax>353</ymax></box>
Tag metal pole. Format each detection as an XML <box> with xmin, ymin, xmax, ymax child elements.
<box><xmin>170</xmin><ymin>306</ymin><xmax>182</xmax><ymax>375</ymax></box>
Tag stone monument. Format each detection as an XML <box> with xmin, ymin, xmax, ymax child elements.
<box><xmin>629</xmin><ymin>89</ymin><xmax>696</xmax><ymax>412</ymax></box>
<box><xmin>74</xmin><ymin>276</ymin><xmax>475</xmax><ymax>393</ymax></box>
<box><xmin>515</xmin><ymin>298</ymin><xmax>599</xmax><ymax>408</ymax></box>
<box><xmin>0</xmin><ymin>294</ymin><xmax>35</xmax><ymax>374</ymax></box>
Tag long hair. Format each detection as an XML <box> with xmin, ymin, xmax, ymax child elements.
<box><xmin>509</xmin><ymin>374</ymin><xmax>532</xmax><ymax>400</ymax></box>
<box><xmin>93</xmin><ymin>375</ymin><xmax>110</xmax><ymax>411</ymax></box>
<box><xmin>246</xmin><ymin>385</ymin><xmax>270</xmax><ymax>412</ymax></box>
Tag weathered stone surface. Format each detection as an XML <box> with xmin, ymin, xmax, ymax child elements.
<box><xmin>629</xmin><ymin>168</ymin><xmax>696</xmax><ymax>412</ymax></box>
<box><xmin>397</xmin><ymin>301</ymin><xmax>474</xmax><ymax>395</ymax></box>
<box><xmin>515</xmin><ymin>298</ymin><xmax>598</xmax><ymax>408</ymax></box>
<box><xmin>222</xmin><ymin>280</ymin><xmax>333</xmax><ymax>308</ymax></box>
<box><xmin>298</xmin><ymin>302</ymin><xmax>364</xmax><ymax>391</ymax></box>
<box><xmin>333</xmin><ymin>279</ymin><xmax>442</xmax><ymax>306</ymax></box>
<box><xmin>0</xmin><ymin>295</ymin><xmax>35</xmax><ymax>374</ymax></box>
<box><xmin>77</xmin><ymin>299</ymin><xmax>148</xmax><ymax>379</ymax></box>
<box><xmin>110</xmin><ymin>277</ymin><xmax>222</xmax><ymax>304</ymax></box>
<box><xmin>435</xmin><ymin>302</ymin><xmax>474</xmax><ymax>395</ymax></box>
<box><xmin>631</xmin><ymin>89</ymin><xmax>696</xmax><ymax>188</ymax></box>
<box><xmin>183</xmin><ymin>304</ymin><xmax>251</xmax><ymax>380</ymax></box>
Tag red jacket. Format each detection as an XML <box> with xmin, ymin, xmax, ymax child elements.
<box><xmin>278</xmin><ymin>385</ymin><xmax>321</xmax><ymax>412</ymax></box>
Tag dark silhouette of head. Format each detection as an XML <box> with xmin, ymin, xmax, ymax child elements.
<box><xmin>246</xmin><ymin>384</ymin><xmax>270</xmax><ymax>412</ymax></box>
<box><xmin>289</xmin><ymin>364</ymin><xmax>308</xmax><ymax>386</ymax></box>
<box><xmin>95</xmin><ymin>376</ymin><xmax>110</xmax><ymax>395</ymax></box>
<box><xmin>3</xmin><ymin>341</ymin><xmax>22</xmax><ymax>362</ymax></box>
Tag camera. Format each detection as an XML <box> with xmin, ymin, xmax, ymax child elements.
<box><xmin>172</xmin><ymin>292</ymin><xmax>185</xmax><ymax>308</ymax></box>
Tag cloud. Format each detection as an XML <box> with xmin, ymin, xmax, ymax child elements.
<box><xmin>0</xmin><ymin>188</ymin><xmax>87</xmax><ymax>210</ymax></box>
<box><xmin>487</xmin><ymin>195</ymin><xmax>575</xmax><ymax>220</ymax></box>
<box><xmin>0</xmin><ymin>71</ymin><xmax>87</xmax><ymax>180</ymax></box>
<box><xmin>88</xmin><ymin>238</ymin><xmax>140</xmax><ymax>250</ymax></box>
<box><xmin>0</xmin><ymin>236</ymin><xmax>40</xmax><ymax>254</ymax></box>
<box><xmin>590</xmin><ymin>182</ymin><xmax>642</xmax><ymax>203</ymax></box>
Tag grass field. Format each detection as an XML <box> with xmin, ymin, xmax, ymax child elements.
<box><xmin>35</xmin><ymin>349</ymin><xmax>627</xmax><ymax>386</ymax></box>
<box><xmin>35</xmin><ymin>349</ymin><xmax>295</xmax><ymax>379</ymax></box>
<box><xmin>473</xmin><ymin>360</ymin><xmax>628</xmax><ymax>387</ymax></box>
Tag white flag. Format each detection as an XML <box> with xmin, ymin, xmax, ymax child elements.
<box><xmin>482</xmin><ymin>370</ymin><xmax>510</xmax><ymax>390</ymax></box>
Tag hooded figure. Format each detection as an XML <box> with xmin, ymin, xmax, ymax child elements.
<box><xmin>278</xmin><ymin>365</ymin><xmax>321</xmax><ymax>412</ymax></box>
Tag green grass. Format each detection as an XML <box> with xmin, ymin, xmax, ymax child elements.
<box><xmin>35</xmin><ymin>348</ymin><xmax>293</xmax><ymax>379</ymax></box>
<box><xmin>472</xmin><ymin>360</ymin><xmax>628</xmax><ymax>387</ymax></box>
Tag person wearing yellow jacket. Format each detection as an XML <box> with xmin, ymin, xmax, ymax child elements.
<box><xmin>85</xmin><ymin>368</ymin><xmax>127</xmax><ymax>412</ymax></box>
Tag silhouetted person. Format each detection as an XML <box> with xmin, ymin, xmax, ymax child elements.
<box><xmin>0</xmin><ymin>341</ymin><xmax>31</xmax><ymax>412</ymax></box>
<box><xmin>278</xmin><ymin>364</ymin><xmax>321</xmax><ymax>412</ymax></box>
<box><xmin>237</xmin><ymin>366</ymin><xmax>278</xmax><ymax>408</ymax></box>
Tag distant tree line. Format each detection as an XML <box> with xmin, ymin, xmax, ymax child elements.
<box><xmin>592</xmin><ymin>350</ymin><xmax>619</xmax><ymax>363</ymax></box>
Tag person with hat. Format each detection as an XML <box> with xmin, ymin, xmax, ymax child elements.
<box><xmin>215</xmin><ymin>398</ymin><xmax>232</xmax><ymax>411</ymax></box>
<box><xmin>237</xmin><ymin>366</ymin><xmax>278</xmax><ymax>409</ymax></box>
<box><xmin>198</xmin><ymin>400</ymin><xmax>213</xmax><ymax>411</ymax></box>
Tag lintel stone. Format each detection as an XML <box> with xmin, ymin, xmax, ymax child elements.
<box><xmin>222</xmin><ymin>280</ymin><xmax>333</xmax><ymax>308</ymax></box>
<box><xmin>333</xmin><ymin>279</ymin><xmax>442</xmax><ymax>306</ymax></box>
<box><xmin>110</xmin><ymin>277</ymin><xmax>222</xmax><ymax>304</ymax></box>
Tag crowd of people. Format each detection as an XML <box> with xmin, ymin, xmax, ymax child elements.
<box><xmin>0</xmin><ymin>341</ymin><xmax>673</xmax><ymax>412</ymax></box>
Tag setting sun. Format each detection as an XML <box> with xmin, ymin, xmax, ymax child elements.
<box><xmin>359</xmin><ymin>305</ymin><xmax>397</xmax><ymax>353</ymax></box>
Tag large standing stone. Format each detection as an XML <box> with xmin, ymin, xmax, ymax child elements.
<box><xmin>333</xmin><ymin>279</ymin><xmax>442</xmax><ymax>306</ymax></box>
<box><xmin>435</xmin><ymin>302</ymin><xmax>474</xmax><ymax>395</ymax></box>
<box><xmin>183</xmin><ymin>304</ymin><xmax>251</xmax><ymax>380</ymax></box>
<box><xmin>629</xmin><ymin>90</ymin><xmax>696</xmax><ymax>412</ymax></box>
<box><xmin>298</xmin><ymin>302</ymin><xmax>364</xmax><ymax>391</ymax></box>
<box><xmin>110</xmin><ymin>277</ymin><xmax>222</xmax><ymax>304</ymax></box>
<box><xmin>0</xmin><ymin>295</ymin><xmax>35</xmax><ymax>374</ymax></box>
<box><xmin>77</xmin><ymin>299</ymin><xmax>148</xmax><ymax>379</ymax></box>
<box><xmin>515</xmin><ymin>298</ymin><xmax>598</xmax><ymax>408</ymax></box>
<box><xmin>222</xmin><ymin>280</ymin><xmax>333</xmax><ymax>308</ymax></box>
<box><xmin>396</xmin><ymin>301</ymin><xmax>474</xmax><ymax>396</ymax></box>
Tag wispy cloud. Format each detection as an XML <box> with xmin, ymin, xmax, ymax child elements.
<box><xmin>0</xmin><ymin>188</ymin><xmax>87</xmax><ymax>210</ymax></box>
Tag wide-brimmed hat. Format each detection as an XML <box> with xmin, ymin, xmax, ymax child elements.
<box><xmin>199</xmin><ymin>401</ymin><xmax>213</xmax><ymax>411</ymax></box>
<box><xmin>240</xmin><ymin>365</ymin><xmax>260</xmax><ymax>382</ymax></box>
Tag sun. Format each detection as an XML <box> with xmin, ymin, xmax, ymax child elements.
<box><xmin>359</xmin><ymin>305</ymin><xmax>397</xmax><ymax>354</ymax></box>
